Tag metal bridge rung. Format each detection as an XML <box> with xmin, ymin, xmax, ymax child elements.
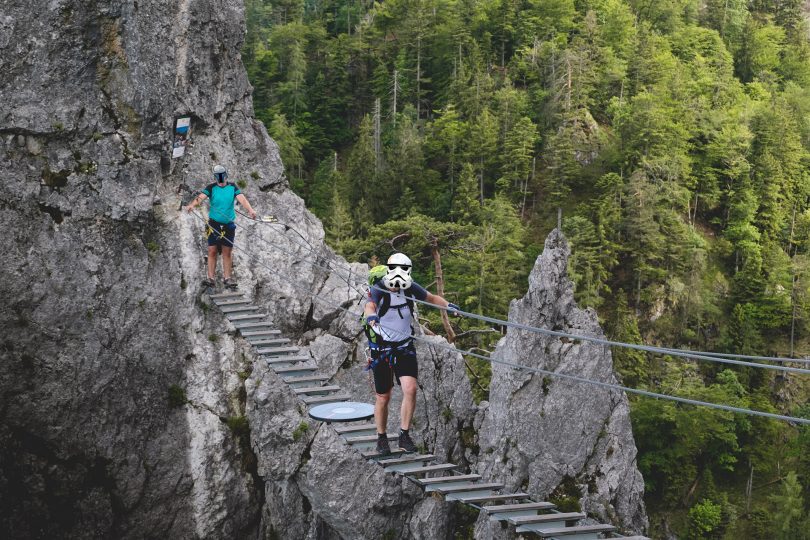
<box><xmin>220</xmin><ymin>305</ymin><xmax>260</xmax><ymax>313</ymax></box>
<box><xmin>454</xmin><ymin>493</ymin><xmax>530</xmax><ymax>504</ymax></box>
<box><xmin>418</xmin><ymin>474</ymin><xmax>481</xmax><ymax>486</ymax></box>
<box><xmin>508</xmin><ymin>512</ymin><xmax>585</xmax><ymax>526</ymax></box>
<box><xmin>293</xmin><ymin>385</ymin><xmax>342</xmax><ymax>395</ymax></box>
<box><xmin>334</xmin><ymin>423</ymin><xmax>377</xmax><ymax>434</ymax></box>
<box><xmin>240</xmin><ymin>329</ymin><xmax>282</xmax><ymax>337</ymax></box>
<box><xmin>378</xmin><ymin>454</ymin><xmax>435</xmax><ymax>466</ymax></box>
<box><xmin>516</xmin><ymin>523</ymin><xmax>616</xmax><ymax>537</ymax></box>
<box><xmin>345</xmin><ymin>434</ymin><xmax>397</xmax><ymax>445</ymax></box>
<box><xmin>228</xmin><ymin>313</ymin><xmax>268</xmax><ymax>321</ymax></box>
<box><xmin>302</xmin><ymin>394</ymin><xmax>350</xmax><ymax>405</ymax></box>
<box><xmin>401</xmin><ymin>463</ymin><xmax>458</xmax><ymax>476</ymax></box>
<box><xmin>209</xmin><ymin>292</ymin><xmax>244</xmax><ymax>300</ymax></box>
<box><xmin>433</xmin><ymin>482</ymin><xmax>503</xmax><ymax>494</ymax></box>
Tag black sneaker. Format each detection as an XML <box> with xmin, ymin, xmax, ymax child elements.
<box><xmin>223</xmin><ymin>278</ymin><xmax>238</xmax><ymax>290</ymax></box>
<box><xmin>203</xmin><ymin>277</ymin><xmax>215</xmax><ymax>289</ymax></box>
<box><xmin>398</xmin><ymin>430</ymin><xmax>417</xmax><ymax>453</ymax></box>
<box><xmin>376</xmin><ymin>434</ymin><xmax>391</xmax><ymax>456</ymax></box>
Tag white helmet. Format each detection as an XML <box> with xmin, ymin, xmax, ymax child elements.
<box><xmin>383</xmin><ymin>253</ymin><xmax>412</xmax><ymax>289</ymax></box>
<box><xmin>213</xmin><ymin>164</ymin><xmax>228</xmax><ymax>183</ymax></box>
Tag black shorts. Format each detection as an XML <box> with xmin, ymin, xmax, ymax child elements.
<box><xmin>207</xmin><ymin>219</ymin><xmax>236</xmax><ymax>247</ymax></box>
<box><xmin>372</xmin><ymin>341</ymin><xmax>417</xmax><ymax>394</ymax></box>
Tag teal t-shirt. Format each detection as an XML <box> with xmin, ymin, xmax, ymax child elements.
<box><xmin>202</xmin><ymin>182</ymin><xmax>241</xmax><ymax>223</ymax></box>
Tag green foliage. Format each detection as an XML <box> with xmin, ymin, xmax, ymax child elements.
<box><xmin>226</xmin><ymin>416</ymin><xmax>250</xmax><ymax>438</ymax></box>
<box><xmin>243</xmin><ymin>0</ymin><xmax>810</xmax><ymax>534</ymax></box>
<box><xmin>768</xmin><ymin>472</ymin><xmax>810</xmax><ymax>540</ymax></box>
<box><xmin>292</xmin><ymin>421</ymin><xmax>309</xmax><ymax>442</ymax></box>
<box><xmin>687</xmin><ymin>499</ymin><xmax>723</xmax><ymax>539</ymax></box>
<box><xmin>168</xmin><ymin>385</ymin><xmax>187</xmax><ymax>408</ymax></box>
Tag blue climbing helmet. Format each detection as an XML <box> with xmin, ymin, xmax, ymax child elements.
<box><xmin>213</xmin><ymin>164</ymin><xmax>228</xmax><ymax>183</ymax></box>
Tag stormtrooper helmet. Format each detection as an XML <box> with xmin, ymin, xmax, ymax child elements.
<box><xmin>383</xmin><ymin>252</ymin><xmax>412</xmax><ymax>290</ymax></box>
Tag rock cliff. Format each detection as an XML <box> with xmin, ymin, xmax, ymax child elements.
<box><xmin>0</xmin><ymin>1</ymin><xmax>646</xmax><ymax>538</ymax></box>
<box><xmin>475</xmin><ymin>230</ymin><xmax>648</xmax><ymax>535</ymax></box>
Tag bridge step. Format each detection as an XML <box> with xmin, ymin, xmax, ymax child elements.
<box><xmin>516</xmin><ymin>523</ymin><xmax>616</xmax><ymax>537</ymax></box>
<box><xmin>334</xmin><ymin>423</ymin><xmax>377</xmax><ymax>435</ymax></box>
<box><xmin>509</xmin><ymin>512</ymin><xmax>585</xmax><ymax>526</ymax></box>
<box><xmin>293</xmin><ymin>385</ymin><xmax>342</xmax><ymax>395</ymax></box>
<box><xmin>266</xmin><ymin>356</ymin><xmax>310</xmax><ymax>365</ymax></box>
<box><xmin>241</xmin><ymin>329</ymin><xmax>282</xmax><ymax>337</ymax></box>
<box><xmin>273</xmin><ymin>365</ymin><xmax>317</xmax><ymax>376</ymax></box>
<box><xmin>401</xmin><ymin>463</ymin><xmax>458</xmax><ymax>476</ymax></box>
<box><xmin>379</xmin><ymin>454</ymin><xmax>435</xmax><ymax>466</ymax></box>
<box><xmin>453</xmin><ymin>493</ymin><xmax>530</xmax><ymax>504</ymax></box>
<box><xmin>214</xmin><ymin>298</ymin><xmax>252</xmax><ymax>306</ymax></box>
<box><xmin>345</xmin><ymin>434</ymin><xmax>397</xmax><ymax>445</ymax></box>
<box><xmin>282</xmin><ymin>375</ymin><xmax>330</xmax><ymax>386</ymax></box>
<box><xmin>220</xmin><ymin>305</ymin><xmax>260</xmax><ymax>314</ymax></box>
<box><xmin>302</xmin><ymin>394</ymin><xmax>350</xmax><ymax>405</ymax></box>
<box><xmin>361</xmin><ymin>448</ymin><xmax>406</xmax><ymax>459</ymax></box>
<box><xmin>209</xmin><ymin>291</ymin><xmax>244</xmax><ymax>300</ymax></box>
<box><xmin>433</xmin><ymin>482</ymin><xmax>503</xmax><ymax>495</ymax></box>
<box><xmin>233</xmin><ymin>321</ymin><xmax>274</xmax><ymax>330</ymax></box>
<box><xmin>484</xmin><ymin>502</ymin><xmax>556</xmax><ymax>521</ymax></box>
<box><xmin>228</xmin><ymin>313</ymin><xmax>268</xmax><ymax>322</ymax></box>
<box><xmin>257</xmin><ymin>346</ymin><xmax>300</xmax><ymax>355</ymax></box>
<box><xmin>418</xmin><ymin>474</ymin><xmax>481</xmax><ymax>486</ymax></box>
<box><xmin>249</xmin><ymin>338</ymin><xmax>291</xmax><ymax>346</ymax></box>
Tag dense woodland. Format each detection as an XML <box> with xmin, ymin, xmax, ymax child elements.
<box><xmin>242</xmin><ymin>0</ymin><xmax>810</xmax><ymax>537</ymax></box>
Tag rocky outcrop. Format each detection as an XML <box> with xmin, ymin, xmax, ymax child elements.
<box><xmin>1</xmin><ymin>0</ymin><xmax>647</xmax><ymax>538</ymax></box>
<box><xmin>0</xmin><ymin>0</ymin><xmax>280</xmax><ymax>537</ymax></box>
<box><xmin>476</xmin><ymin>229</ymin><xmax>648</xmax><ymax>535</ymax></box>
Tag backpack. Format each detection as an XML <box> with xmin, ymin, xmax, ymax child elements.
<box><xmin>367</xmin><ymin>265</ymin><xmax>414</xmax><ymax>319</ymax></box>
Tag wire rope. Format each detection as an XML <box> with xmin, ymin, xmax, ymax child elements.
<box><xmin>185</xmin><ymin>209</ymin><xmax>810</xmax><ymax>426</ymax></box>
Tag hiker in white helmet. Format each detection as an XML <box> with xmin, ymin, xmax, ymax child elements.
<box><xmin>184</xmin><ymin>165</ymin><xmax>257</xmax><ymax>289</ymax></box>
<box><xmin>363</xmin><ymin>252</ymin><xmax>459</xmax><ymax>455</ymax></box>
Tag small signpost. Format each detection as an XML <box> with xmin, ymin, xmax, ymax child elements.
<box><xmin>172</xmin><ymin>117</ymin><xmax>191</xmax><ymax>158</ymax></box>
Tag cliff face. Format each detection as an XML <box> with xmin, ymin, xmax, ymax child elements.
<box><xmin>475</xmin><ymin>230</ymin><xmax>648</xmax><ymax>534</ymax></box>
<box><xmin>0</xmin><ymin>1</ymin><xmax>646</xmax><ymax>538</ymax></box>
<box><xmin>1</xmin><ymin>0</ymin><xmax>280</xmax><ymax>537</ymax></box>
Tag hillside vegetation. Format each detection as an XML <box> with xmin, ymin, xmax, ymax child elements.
<box><xmin>243</xmin><ymin>0</ymin><xmax>810</xmax><ymax>537</ymax></box>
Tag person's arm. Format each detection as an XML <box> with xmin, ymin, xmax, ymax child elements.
<box><xmin>425</xmin><ymin>292</ymin><xmax>449</xmax><ymax>308</ymax></box>
<box><xmin>184</xmin><ymin>192</ymin><xmax>208</xmax><ymax>212</ymax></box>
<box><xmin>235</xmin><ymin>194</ymin><xmax>257</xmax><ymax>219</ymax></box>
<box><xmin>425</xmin><ymin>292</ymin><xmax>461</xmax><ymax>315</ymax></box>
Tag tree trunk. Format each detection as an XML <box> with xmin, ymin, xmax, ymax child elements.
<box><xmin>431</xmin><ymin>239</ymin><xmax>456</xmax><ymax>343</ymax></box>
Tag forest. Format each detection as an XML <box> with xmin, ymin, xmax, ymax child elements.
<box><xmin>242</xmin><ymin>0</ymin><xmax>810</xmax><ymax>537</ymax></box>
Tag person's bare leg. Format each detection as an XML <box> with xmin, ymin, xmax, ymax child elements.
<box><xmin>222</xmin><ymin>246</ymin><xmax>233</xmax><ymax>279</ymax></box>
<box><xmin>399</xmin><ymin>376</ymin><xmax>417</xmax><ymax>430</ymax></box>
<box><xmin>207</xmin><ymin>245</ymin><xmax>217</xmax><ymax>280</ymax></box>
<box><xmin>375</xmin><ymin>391</ymin><xmax>391</xmax><ymax>434</ymax></box>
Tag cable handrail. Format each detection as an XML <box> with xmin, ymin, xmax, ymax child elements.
<box><xmin>231</xmin><ymin>211</ymin><xmax>810</xmax><ymax>367</ymax></box>
<box><xmin>227</xmin><ymin>212</ymin><xmax>810</xmax><ymax>372</ymax></box>
<box><xmin>184</xmin><ymin>209</ymin><xmax>810</xmax><ymax>425</ymax></box>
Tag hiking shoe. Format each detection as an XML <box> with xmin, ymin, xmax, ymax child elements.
<box><xmin>203</xmin><ymin>277</ymin><xmax>215</xmax><ymax>289</ymax></box>
<box><xmin>223</xmin><ymin>278</ymin><xmax>238</xmax><ymax>290</ymax></box>
<box><xmin>375</xmin><ymin>434</ymin><xmax>391</xmax><ymax>456</ymax></box>
<box><xmin>398</xmin><ymin>430</ymin><xmax>417</xmax><ymax>453</ymax></box>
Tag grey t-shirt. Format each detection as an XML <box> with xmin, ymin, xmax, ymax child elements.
<box><xmin>369</xmin><ymin>282</ymin><xmax>428</xmax><ymax>343</ymax></box>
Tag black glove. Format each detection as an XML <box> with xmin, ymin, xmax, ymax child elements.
<box><xmin>447</xmin><ymin>303</ymin><xmax>461</xmax><ymax>317</ymax></box>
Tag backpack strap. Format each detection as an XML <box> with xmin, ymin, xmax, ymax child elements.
<box><xmin>376</xmin><ymin>289</ymin><xmax>414</xmax><ymax>319</ymax></box>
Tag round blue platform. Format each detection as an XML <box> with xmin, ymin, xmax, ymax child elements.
<box><xmin>308</xmin><ymin>401</ymin><xmax>375</xmax><ymax>422</ymax></box>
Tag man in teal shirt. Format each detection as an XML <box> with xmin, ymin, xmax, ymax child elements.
<box><xmin>185</xmin><ymin>165</ymin><xmax>257</xmax><ymax>289</ymax></box>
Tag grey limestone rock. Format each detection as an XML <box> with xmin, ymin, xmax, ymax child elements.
<box><xmin>476</xmin><ymin>229</ymin><xmax>648</xmax><ymax>535</ymax></box>
<box><xmin>0</xmin><ymin>0</ymin><xmax>647</xmax><ymax>537</ymax></box>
